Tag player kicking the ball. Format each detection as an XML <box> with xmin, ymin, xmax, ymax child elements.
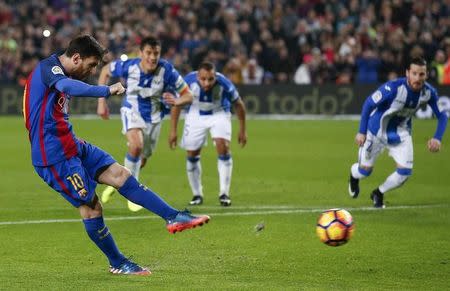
<box><xmin>23</xmin><ymin>35</ymin><xmax>209</xmax><ymax>276</ymax></box>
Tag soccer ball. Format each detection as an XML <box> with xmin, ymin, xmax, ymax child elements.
<box><xmin>316</xmin><ymin>208</ymin><xmax>354</xmax><ymax>246</ymax></box>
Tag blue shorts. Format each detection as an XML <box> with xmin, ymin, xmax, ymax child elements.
<box><xmin>34</xmin><ymin>141</ymin><xmax>116</xmax><ymax>207</ymax></box>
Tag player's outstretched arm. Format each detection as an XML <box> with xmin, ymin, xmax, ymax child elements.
<box><xmin>109</xmin><ymin>82</ymin><xmax>126</xmax><ymax>95</ymax></box>
<box><xmin>97</xmin><ymin>64</ymin><xmax>113</xmax><ymax>120</ymax></box>
<box><xmin>234</xmin><ymin>98</ymin><xmax>247</xmax><ymax>147</ymax></box>
<box><xmin>55</xmin><ymin>78</ymin><xmax>110</xmax><ymax>98</ymax></box>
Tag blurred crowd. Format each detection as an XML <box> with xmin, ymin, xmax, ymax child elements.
<box><xmin>1</xmin><ymin>0</ymin><xmax>450</xmax><ymax>86</ymax></box>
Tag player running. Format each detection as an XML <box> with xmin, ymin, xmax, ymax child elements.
<box><xmin>96</xmin><ymin>36</ymin><xmax>193</xmax><ymax>211</ymax></box>
<box><xmin>348</xmin><ymin>57</ymin><xmax>448</xmax><ymax>208</ymax></box>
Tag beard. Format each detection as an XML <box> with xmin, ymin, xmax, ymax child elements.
<box><xmin>407</xmin><ymin>77</ymin><xmax>424</xmax><ymax>92</ymax></box>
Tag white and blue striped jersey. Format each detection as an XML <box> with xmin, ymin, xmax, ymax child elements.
<box><xmin>359</xmin><ymin>77</ymin><xmax>447</xmax><ymax>144</ymax></box>
<box><xmin>109</xmin><ymin>58</ymin><xmax>189</xmax><ymax>123</ymax></box>
<box><xmin>184</xmin><ymin>72</ymin><xmax>240</xmax><ymax>115</ymax></box>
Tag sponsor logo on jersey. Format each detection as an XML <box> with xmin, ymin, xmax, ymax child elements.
<box><xmin>57</xmin><ymin>94</ymin><xmax>69</xmax><ymax>113</ymax></box>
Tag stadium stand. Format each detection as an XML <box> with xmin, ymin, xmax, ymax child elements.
<box><xmin>0</xmin><ymin>0</ymin><xmax>449</xmax><ymax>86</ymax></box>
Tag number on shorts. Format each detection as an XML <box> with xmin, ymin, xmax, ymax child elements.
<box><xmin>183</xmin><ymin>124</ymin><xmax>190</xmax><ymax>137</ymax></box>
<box><xmin>67</xmin><ymin>173</ymin><xmax>87</xmax><ymax>197</ymax></box>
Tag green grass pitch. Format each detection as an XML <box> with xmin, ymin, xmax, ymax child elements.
<box><xmin>0</xmin><ymin>116</ymin><xmax>449</xmax><ymax>290</ymax></box>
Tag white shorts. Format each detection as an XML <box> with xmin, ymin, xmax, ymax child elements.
<box><xmin>120</xmin><ymin>107</ymin><xmax>162</xmax><ymax>158</ymax></box>
<box><xmin>180</xmin><ymin>112</ymin><xmax>232</xmax><ymax>150</ymax></box>
<box><xmin>358</xmin><ymin>132</ymin><xmax>413</xmax><ymax>169</ymax></box>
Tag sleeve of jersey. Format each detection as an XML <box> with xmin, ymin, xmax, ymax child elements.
<box><xmin>225</xmin><ymin>81</ymin><xmax>240</xmax><ymax>102</ymax></box>
<box><xmin>167</xmin><ymin>66</ymin><xmax>189</xmax><ymax>95</ymax></box>
<box><xmin>110</xmin><ymin>60</ymin><xmax>124</xmax><ymax>78</ymax></box>
<box><xmin>358</xmin><ymin>97</ymin><xmax>376</xmax><ymax>134</ymax></box>
<box><xmin>174</xmin><ymin>75</ymin><xmax>189</xmax><ymax>95</ymax></box>
<box><xmin>55</xmin><ymin>78</ymin><xmax>111</xmax><ymax>98</ymax></box>
<box><xmin>358</xmin><ymin>85</ymin><xmax>392</xmax><ymax>134</ymax></box>
<box><xmin>42</xmin><ymin>64</ymin><xmax>67</xmax><ymax>88</ymax></box>
<box><xmin>230</xmin><ymin>89</ymin><xmax>240</xmax><ymax>102</ymax></box>
<box><xmin>183</xmin><ymin>73</ymin><xmax>196</xmax><ymax>86</ymax></box>
<box><xmin>429</xmin><ymin>91</ymin><xmax>448</xmax><ymax>141</ymax></box>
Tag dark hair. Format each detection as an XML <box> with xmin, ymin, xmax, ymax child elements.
<box><xmin>140</xmin><ymin>36</ymin><xmax>161</xmax><ymax>50</ymax></box>
<box><xmin>198</xmin><ymin>61</ymin><xmax>216</xmax><ymax>72</ymax></box>
<box><xmin>65</xmin><ymin>35</ymin><xmax>107</xmax><ymax>60</ymax></box>
<box><xmin>407</xmin><ymin>57</ymin><xmax>427</xmax><ymax>69</ymax></box>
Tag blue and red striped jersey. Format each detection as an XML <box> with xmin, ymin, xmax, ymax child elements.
<box><xmin>23</xmin><ymin>54</ymin><xmax>79</xmax><ymax>166</ymax></box>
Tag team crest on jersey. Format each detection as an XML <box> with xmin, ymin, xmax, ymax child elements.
<box><xmin>371</xmin><ymin>90</ymin><xmax>382</xmax><ymax>103</ymax></box>
<box><xmin>153</xmin><ymin>77</ymin><xmax>162</xmax><ymax>85</ymax></box>
<box><xmin>51</xmin><ymin>66</ymin><xmax>64</xmax><ymax>75</ymax></box>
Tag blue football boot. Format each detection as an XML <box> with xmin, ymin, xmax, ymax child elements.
<box><xmin>166</xmin><ymin>209</ymin><xmax>210</xmax><ymax>234</ymax></box>
<box><xmin>109</xmin><ymin>258</ymin><xmax>151</xmax><ymax>276</ymax></box>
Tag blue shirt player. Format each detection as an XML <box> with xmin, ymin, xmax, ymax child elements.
<box><xmin>348</xmin><ymin>57</ymin><xmax>448</xmax><ymax>208</ymax></box>
<box><xmin>23</xmin><ymin>35</ymin><xmax>209</xmax><ymax>275</ymax></box>
<box><xmin>169</xmin><ymin>62</ymin><xmax>247</xmax><ymax>206</ymax></box>
<box><xmin>97</xmin><ymin>36</ymin><xmax>193</xmax><ymax>212</ymax></box>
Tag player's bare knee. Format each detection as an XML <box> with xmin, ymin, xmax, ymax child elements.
<box><xmin>216</xmin><ymin>146</ymin><xmax>230</xmax><ymax>156</ymax></box>
<box><xmin>114</xmin><ymin>166</ymin><xmax>132</xmax><ymax>186</ymax></box>
<box><xmin>128</xmin><ymin>143</ymin><xmax>143</xmax><ymax>157</ymax></box>
<box><xmin>217</xmin><ymin>147</ymin><xmax>230</xmax><ymax>156</ymax></box>
<box><xmin>187</xmin><ymin>149</ymin><xmax>201</xmax><ymax>157</ymax></box>
<box><xmin>98</xmin><ymin>163</ymin><xmax>131</xmax><ymax>188</ymax></box>
<box><xmin>214</xmin><ymin>138</ymin><xmax>229</xmax><ymax>153</ymax></box>
<box><xmin>79</xmin><ymin>198</ymin><xmax>103</xmax><ymax>219</ymax></box>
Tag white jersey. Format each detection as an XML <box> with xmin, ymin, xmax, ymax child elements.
<box><xmin>184</xmin><ymin>71</ymin><xmax>239</xmax><ymax>116</ymax></box>
<box><xmin>110</xmin><ymin>58</ymin><xmax>188</xmax><ymax>123</ymax></box>
<box><xmin>360</xmin><ymin>78</ymin><xmax>445</xmax><ymax>144</ymax></box>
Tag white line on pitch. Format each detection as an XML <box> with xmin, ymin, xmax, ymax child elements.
<box><xmin>0</xmin><ymin>204</ymin><xmax>447</xmax><ymax>226</ymax></box>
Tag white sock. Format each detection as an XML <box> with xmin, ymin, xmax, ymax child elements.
<box><xmin>351</xmin><ymin>163</ymin><xmax>370</xmax><ymax>179</ymax></box>
<box><xmin>186</xmin><ymin>156</ymin><xmax>203</xmax><ymax>197</ymax></box>
<box><xmin>124</xmin><ymin>154</ymin><xmax>141</xmax><ymax>180</ymax></box>
<box><xmin>379</xmin><ymin>171</ymin><xmax>409</xmax><ymax>193</ymax></box>
<box><xmin>218</xmin><ymin>155</ymin><xmax>233</xmax><ymax>196</ymax></box>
